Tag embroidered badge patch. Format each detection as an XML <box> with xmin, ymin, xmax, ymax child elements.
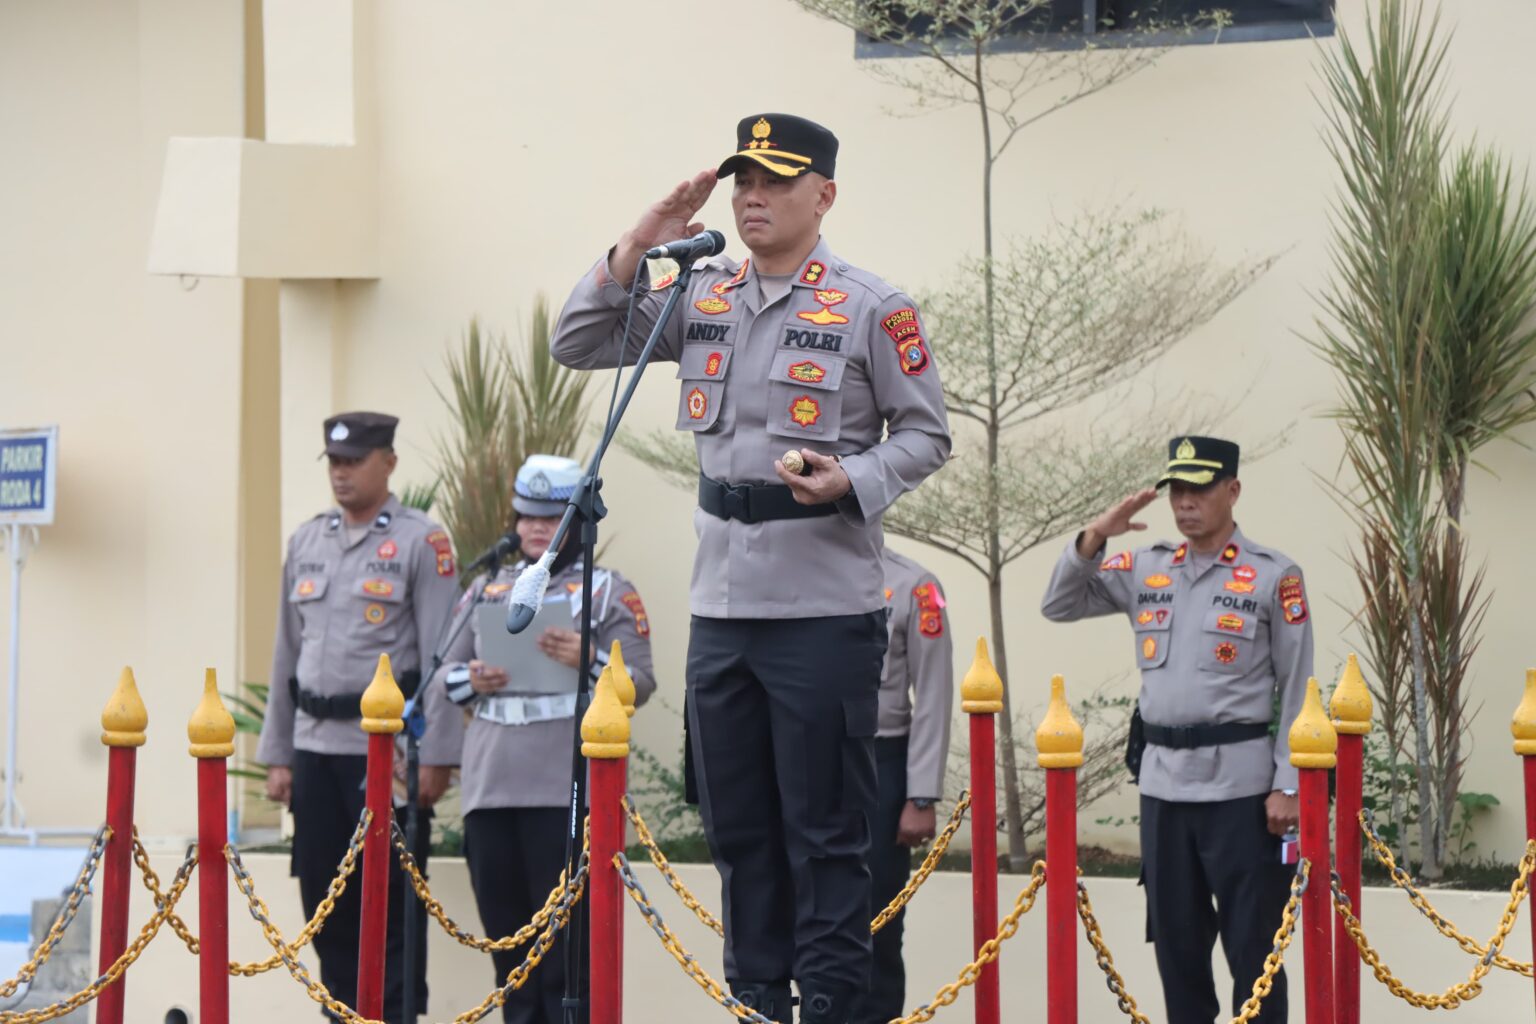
<box><xmin>787</xmin><ymin>360</ymin><xmax>826</xmax><ymax>384</ymax></box>
<box><xmin>377</xmin><ymin>540</ymin><xmax>397</xmax><ymax>560</ymax></box>
<box><xmin>1155</xmin><ymin>610</ymin><xmax>1170</xmax><ymax>624</ymax></box>
<box><xmin>797</xmin><ymin>293</ymin><xmax>850</xmax><ymax>326</ymax></box>
<box><xmin>914</xmin><ymin>582</ymin><xmax>945</xmax><ymax>638</ymax></box>
<box><xmin>297</xmin><ymin>579</ymin><xmax>315</xmax><ymax>598</ymax></box>
<box><xmin>705</xmin><ymin>352</ymin><xmax>724</xmax><ymax>377</ymax></box>
<box><xmin>1279</xmin><ymin>574</ymin><xmax>1309</xmax><ymax>624</ymax></box>
<box><xmin>789</xmin><ymin>395</ymin><xmax>822</xmax><ymax>427</ymax></box>
<box><xmin>363</xmin><ymin>579</ymin><xmax>394</xmax><ymax>598</ymax></box>
<box><xmin>881</xmin><ymin>308</ymin><xmax>920</xmax><ymax>343</ymax></box>
<box><xmin>1142</xmin><ymin>636</ymin><xmax>1158</xmax><ymax>661</ymax></box>
<box><xmin>687</xmin><ymin>388</ymin><xmax>708</xmax><ymax>420</ymax></box>
<box><xmin>364</xmin><ymin>603</ymin><xmax>387</xmax><ymax>625</ymax></box>
<box><xmin>1136</xmin><ymin>611</ymin><xmax>1155</xmax><ymax>625</ymax></box>
<box><xmin>897</xmin><ymin>339</ymin><xmax>931</xmax><ymax>376</ymax></box>
<box><xmin>694</xmin><ymin>297</ymin><xmax>731</xmax><ymax>315</ymax></box>
<box><xmin>1101</xmin><ymin>551</ymin><xmax>1132</xmax><ymax>572</ymax></box>
<box><xmin>1225</xmin><ymin>581</ymin><xmax>1256</xmax><ymax>594</ymax></box>
<box><xmin>1217</xmin><ymin>614</ymin><xmax>1245</xmax><ymax>634</ymax></box>
<box><xmin>621</xmin><ymin>591</ymin><xmax>650</xmax><ymax>637</ymax></box>
<box><xmin>799</xmin><ymin>260</ymin><xmax>826</xmax><ymax>285</ymax></box>
<box><xmin>1144</xmin><ymin>574</ymin><xmax>1172</xmax><ymax>589</ymax></box>
<box><xmin>1214</xmin><ymin>641</ymin><xmax>1238</xmax><ymax>664</ymax></box>
<box><xmin>1172</xmin><ymin>543</ymin><xmax>1188</xmax><ymax>565</ymax></box>
<box><xmin>1220</xmin><ymin>544</ymin><xmax>1240</xmax><ymax>565</ymax></box>
<box><xmin>1233</xmin><ymin>564</ymin><xmax>1257</xmax><ymax>583</ymax></box>
<box><xmin>426</xmin><ymin>530</ymin><xmax>455</xmax><ymax>577</ymax></box>
<box><xmin>482</xmin><ymin>583</ymin><xmax>512</xmax><ymax>599</ymax></box>
<box><xmin>885</xmin><ymin>587</ymin><xmax>894</xmax><ymax>603</ymax></box>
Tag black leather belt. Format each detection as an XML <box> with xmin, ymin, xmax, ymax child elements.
<box><xmin>290</xmin><ymin>670</ymin><xmax>421</xmax><ymax>720</ymax></box>
<box><xmin>698</xmin><ymin>473</ymin><xmax>838</xmax><ymax>524</ymax></box>
<box><xmin>1142</xmin><ymin>720</ymin><xmax>1269</xmax><ymax>750</ymax></box>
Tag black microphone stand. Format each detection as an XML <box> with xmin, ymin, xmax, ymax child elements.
<box><xmin>402</xmin><ymin>545</ymin><xmax>510</xmax><ymax>1022</ymax></box>
<box><xmin>506</xmin><ymin>257</ymin><xmax>699</xmax><ymax>1024</ymax></box>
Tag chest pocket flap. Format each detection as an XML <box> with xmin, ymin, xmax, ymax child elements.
<box><xmin>290</xmin><ymin>575</ymin><xmax>329</xmax><ymax>602</ymax></box>
<box><xmin>769</xmin><ymin>349</ymin><xmax>846</xmax><ymax>391</ymax></box>
<box><xmin>675</xmin><ymin>345</ymin><xmax>732</xmax><ymax>433</ymax></box>
<box><xmin>356</xmin><ymin>577</ymin><xmax>406</xmax><ymax>604</ymax></box>
<box><xmin>677</xmin><ymin>345</ymin><xmax>734</xmax><ymax>381</ymax></box>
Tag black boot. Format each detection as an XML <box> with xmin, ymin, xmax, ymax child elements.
<box><xmin>732</xmin><ymin>980</ymin><xmax>795</xmax><ymax>1023</ymax></box>
<box><xmin>798</xmin><ymin>986</ymin><xmax>856</xmax><ymax>1024</ymax></box>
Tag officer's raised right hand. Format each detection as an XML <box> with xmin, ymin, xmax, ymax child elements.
<box><xmin>1078</xmin><ymin>488</ymin><xmax>1159</xmax><ymax>559</ymax></box>
<box><xmin>611</xmin><ymin>169</ymin><xmax>718</xmax><ymax>286</ymax></box>
<box><xmin>468</xmin><ymin>659</ymin><xmax>510</xmax><ymax>695</ymax></box>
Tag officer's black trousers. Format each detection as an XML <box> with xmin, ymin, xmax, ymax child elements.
<box><xmin>1140</xmin><ymin>793</ymin><xmax>1291</xmax><ymax>1024</ymax></box>
<box><xmin>463</xmin><ymin>807</ymin><xmax>589</xmax><ymax>1024</ymax></box>
<box><xmin>851</xmin><ymin>736</ymin><xmax>913</xmax><ymax>1024</ymax></box>
<box><xmin>687</xmin><ymin>612</ymin><xmax>888</xmax><ymax>997</ymax></box>
<box><xmin>290</xmin><ymin>750</ymin><xmax>430</xmax><ymax>1024</ymax></box>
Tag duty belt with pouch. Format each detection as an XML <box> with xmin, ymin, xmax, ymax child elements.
<box><xmin>698</xmin><ymin>473</ymin><xmax>838</xmax><ymax>524</ymax></box>
<box><xmin>1142</xmin><ymin>719</ymin><xmax>1270</xmax><ymax>749</ymax></box>
<box><xmin>289</xmin><ymin>670</ymin><xmax>422</xmax><ymax>720</ymax></box>
<box><xmin>475</xmin><ymin>692</ymin><xmax>579</xmax><ymax>727</ymax></box>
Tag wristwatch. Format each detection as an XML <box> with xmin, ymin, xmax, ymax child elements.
<box><xmin>910</xmin><ymin>797</ymin><xmax>937</xmax><ymax>810</ymax></box>
<box><xmin>1281</xmin><ymin>788</ymin><xmax>1298</xmax><ymax>798</ymax></box>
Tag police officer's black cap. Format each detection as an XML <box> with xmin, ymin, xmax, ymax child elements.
<box><xmin>322</xmin><ymin>412</ymin><xmax>398</xmax><ymax>458</ymax></box>
<box><xmin>717</xmin><ymin>113</ymin><xmax>838</xmax><ymax>180</ymax></box>
<box><xmin>1156</xmin><ymin>436</ymin><xmax>1240</xmax><ymax>488</ymax></box>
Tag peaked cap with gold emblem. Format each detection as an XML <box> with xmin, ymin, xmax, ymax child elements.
<box><xmin>716</xmin><ymin>113</ymin><xmax>838</xmax><ymax>180</ymax></box>
<box><xmin>1155</xmin><ymin>435</ymin><xmax>1240</xmax><ymax>488</ymax></box>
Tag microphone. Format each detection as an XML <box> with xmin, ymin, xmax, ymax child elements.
<box><xmin>462</xmin><ymin>533</ymin><xmax>519</xmax><ymax>577</ymax></box>
<box><xmin>644</xmin><ymin>229</ymin><xmax>726</xmax><ymax>263</ymax></box>
<box><xmin>505</xmin><ymin>549</ymin><xmax>556</xmax><ymax>633</ymax></box>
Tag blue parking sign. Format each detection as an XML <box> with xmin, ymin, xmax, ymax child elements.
<box><xmin>0</xmin><ymin>427</ymin><xmax>57</xmax><ymax>525</ymax></box>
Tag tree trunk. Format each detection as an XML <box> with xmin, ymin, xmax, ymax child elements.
<box><xmin>989</xmin><ymin>572</ymin><xmax>1029</xmax><ymax>872</ymax></box>
<box><xmin>1406</xmin><ymin>566</ymin><xmax>1442</xmax><ymax>879</ymax></box>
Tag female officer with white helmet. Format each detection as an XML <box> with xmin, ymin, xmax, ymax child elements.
<box><xmin>433</xmin><ymin>454</ymin><xmax>656</xmax><ymax>1024</ymax></box>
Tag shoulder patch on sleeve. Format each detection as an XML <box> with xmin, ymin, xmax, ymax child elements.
<box><xmin>1279</xmin><ymin>574</ymin><xmax>1308</xmax><ymax>624</ymax></box>
<box><xmin>1100</xmin><ymin>551</ymin><xmax>1133</xmax><ymax>572</ymax></box>
<box><xmin>425</xmin><ymin>530</ymin><xmax>455</xmax><ymax>577</ymax></box>
<box><xmin>619</xmin><ymin>591</ymin><xmax>650</xmax><ymax>637</ymax></box>
<box><xmin>913</xmin><ymin>581</ymin><xmax>945</xmax><ymax>638</ymax></box>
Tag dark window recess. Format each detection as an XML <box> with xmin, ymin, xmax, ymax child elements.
<box><xmin>1101</xmin><ymin>0</ymin><xmax>1330</xmax><ymax>28</ymax></box>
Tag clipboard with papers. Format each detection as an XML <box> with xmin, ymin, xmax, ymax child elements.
<box><xmin>474</xmin><ymin>593</ymin><xmax>580</xmax><ymax>695</ymax></box>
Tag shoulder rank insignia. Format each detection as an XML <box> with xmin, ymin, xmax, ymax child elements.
<box><xmin>1144</xmin><ymin>574</ymin><xmax>1172</xmax><ymax>589</ymax></box>
<box><xmin>1171</xmin><ymin>543</ymin><xmax>1187</xmax><ymax>565</ymax></box>
<box><xmin>1279</xmin><ymin>575</ymin><xmax>1308</xmax><ymax>624</ymax></box>
<box><xmin>800</xmin><ymin>260</ymin><xmax>827</xmax><ymax>285</ymax></box>
<box><xmin>1219</xmin><ymin>544</ymin><xmax>1240</xmax><ymax>565</ymax></box>
<box><xmin>1101</xmin><ymin>552</ymin><xmax>1132</xmax><ymax>572</ymax></box>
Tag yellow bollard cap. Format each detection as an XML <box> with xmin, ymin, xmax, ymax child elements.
<box><xmin>188</xmin><ymin>668</ymin><xmax>237</xmax><ymax>759</ymax></box>
<box><xmin>1289</xmin><ymin>678</ymin><xmax>1338</xmax><ymax>769</ymax></box>
<box><xmin>101</xmin><ymin>666</ymin><xmax>148</xmax><ymax>748</ymax></box>
<box><xmin>1329</xmin><ymin>654</ymin><xmax>1373</xmax><ymax>736</ymax></box>
<box><xmin>1036</xmin><ymin>674</ymin><xmax>1084</xmax><ymax>769</ymax></box>
<box><xmin>961</xmin><ymin>637</ymin><xmax>1004</xmax><ymax>715</ymax></box>
<box><xmin>608</xmin><ymin>640</ymin><xmax>637</xmax><ymax>718</ymax></box>
<box><xmin>360</xmin><ymin>654</ymin><xmax>405</xmax><ymax>735</ymax></box>
<box><xmin>581</xmin><ymin>668</ymin><xmax>630</xmax><ymax>759</ymax></box>
<box><xmin>1512</xmin><ymin>669</ymin><xmax>1536</xmax><ymax>756</ymax></box>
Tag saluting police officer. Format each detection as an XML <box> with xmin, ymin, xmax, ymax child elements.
<box><xmin>551</xmin><ymin>115</ymin><xmax>951</xmax><ymax>1023</ymax></box>
<box><xmin>853</xmin><ymin>548</ymin><xmax>953</xmax><ymax>1024</ymax></box>
<box><xmin>258</xmin><ymin>412</ymin><xmax>462</xmax><ymax>1024</ymax></box>
<box><xmin>432</xmin><ymin>455</ymin><xmax>657</xmax><ymax>1024</ymax></box>
<box><xmin>1040</xmin><ymin>437</ymin><xmax>1312</xmax><ymax>1024</ymax></box>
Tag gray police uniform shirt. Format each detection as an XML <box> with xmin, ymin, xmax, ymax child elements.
<box><xmin>551</xmin><ymin>238</ymin><xmax>952</xmax><ymax>619</ymax></box>
<box><xmin>429</xmin><ymin>560</ymin><xmax>657</xmax><ymax>814</ymax></box>
<box><xmin>257</xmin><ymin>495</ymin><xmax>462</xmax><ymax>766</ymax></box>
<box><xmin>879</xmin><ymin>549</ymin><xmax>954</xmax><ymax>801</ymax></box>
<box><xmin>1040</xmin><ymin>526</ymin><xmax>1313</xmax><ymax>802</ymax></box>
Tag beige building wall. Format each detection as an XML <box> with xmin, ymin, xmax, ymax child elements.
<box><xmin>4</xmin><ymin>0</ymin><xmax>1536</xmax><ymax>878</ymax></box>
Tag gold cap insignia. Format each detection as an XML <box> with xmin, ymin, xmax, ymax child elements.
<box><xmin>1176</xmin><ymin>438</ymin><xmax>1196</xmax><ymax>460</ymax></box>
<box><xmin>752</xmin><ymin>117</ymin><xmax>771</xmax><ymax>140</ymax></box>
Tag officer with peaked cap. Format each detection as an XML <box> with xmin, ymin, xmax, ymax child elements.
<box><xmin>258</xmin><ymin>412</ymin><xmax>462</xmax><ymax>1023</ymax></box>
<box><xmin>551</xmin><ymin>114</ymin><xmax>951</xmax><ymax>1022</ymax></box>
<box><xmin>1040</xmin><ymin>436</ymin><xmax>1312</xmax><ymax>1024</ymax></box>
<box><xmin>431</xmin><ymin>454</ymin><xmax>656</xmax><ymax>1024</ymax></box>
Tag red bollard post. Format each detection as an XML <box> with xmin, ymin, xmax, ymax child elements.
<box><xmin>1037</xmin><ymin>674</ymin><xmax>1083</xmax><ymax>1024</ymax></box>
<box><xmin>189</xmin><ymin>668</ymin><xmax>236</xmax><ymax>1024</ymax></box>
<box><xmin>962</xmin><ymin>638</ymin><xmax>1003</xmax><ymax>1024</ymax></box>
<box><xmin>356</xmin><ymin>654</ymin><xmax>405</xmax><ymax>1021</ymax></box>
<box><xmin>1290</xmin><ymin>678</ymin><xmax>1337</xmax><ymax>1024</ymax></box>
<box><xmin>1510</xmin><ymin>668</ymin><xmax>1536</xmax><ymax>1017</ymax></box>
<box><xmin>609</xmin><ymin>641</ymin><xmax>639</xmax><ymax>1015</ymax></box>
<box><xmin>97</xmin><ymin>667</ymin><xmax>148</xmax><ymax>1024</ymax></box>
<box><xmin>1329</xmin><ymin>655</ymin><xmax>1371</xmax><ymax>1024</ymax></box>
<box><xmin>585</xmin><ymin>656</ymin><xmax>632</xmax><ymax>1024</ymax></box>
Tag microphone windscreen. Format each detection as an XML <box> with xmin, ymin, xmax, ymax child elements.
<box><xmin>504</xmin><ymin>550</ymin><xmax>555</xmax><ymax>632</ymax></box>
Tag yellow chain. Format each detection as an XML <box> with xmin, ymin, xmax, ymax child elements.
<box><xmin>226</xmin><ymin>841</ymin><xmax>585</xmax><ymax>1024</ymax></box>
<box><xmin>0</xmin><ymin>825</ymin><xmax>110</xmax><ymax>1000</ymax></box>
<box><xmin>0</xmin><ymin>845</ymin><xmax>196</xmax><ymax>1024</ymax></box>
<box><xmin>871</xmin><ymin>791</ymin><xmax>970</xmax><ymax>935</ymax></box>
<box><xmin>392</xmin><ymin>817</ymin><xmax>584</xmax><ymax>953</ymax></box>
<box><xmin>1076</xmin><ymin>872</ymin><xmax>1153</xmax><ymax>1024</ymax></box>
<box><xmin>133</xmin><ymin>828</ymin><xmax>201</xmax><ymax>956</ymax></box>
<box><xmin>623</xmin><ymin>793</ymin><xmax>971</xmax><ymax>939</ymax></box>
<box><xmin>1230</xmin><ymin>861</ymin><xmax>1307</xmax><ymax>1024</ymax></box>
<box><xmin>1356</xmin><ymin>810</ymin><xmax>1536</xmax><ymax>977</ymax></box>
<box><xmin>1332</xmin><ymin>844</ymin><xmax>1536</xmax><ymax>1009</ymax></box>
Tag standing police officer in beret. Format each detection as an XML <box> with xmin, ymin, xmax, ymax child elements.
<box><xmin>258</xmin><ymin>412</ymin><xmax>462</xmax><ymax>1023</ymax></box>
<box><xmin>551</xmin><ymin>115</ymin><xmax>951</xmax><ymax>1023</ymax></box>
<box><xmin>432</xmin><ymin>455</ymin><xmax>657</xmax><ymax>1024</ymax></box>
<box><xmin>1040</xmin><ymin>436</ymin><xmax>1312</xmax><ymax>1024</ymax></box>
